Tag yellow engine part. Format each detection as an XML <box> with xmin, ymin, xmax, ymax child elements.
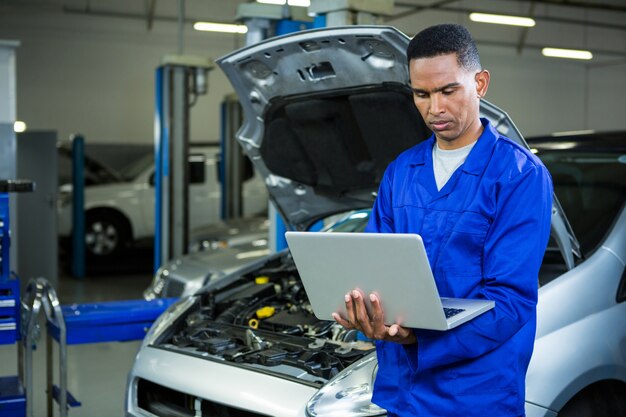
<box><xmin>255</xmin><ymin>276</ymin><xmax>270</xmax><ymax>284</ymax></box>
<box><xmin>256</xmin><ymin>306</ymin><xmax>276</xmax><ymax>319</ymax></box>
<box><xmin>248</xmin><ymin>318</ymin><xmax>259</xmax><ymax>329</ymax></box>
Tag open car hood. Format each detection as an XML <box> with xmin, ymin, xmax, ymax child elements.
<box><xmin>217</xmin><ymin>26</ymin><xmax>580</xmax><ymax>263</ymax></box>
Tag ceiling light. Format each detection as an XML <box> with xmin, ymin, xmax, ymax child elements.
<box><xmin>193</xmin><ymin>22</ymin><xmax>248</xmax><ymax>34</ymax></box>
<box><xmin>256</xmin><ymin>0</ymin><xmax>311</xmax><ymax>6</ymax></box>
<box><xmin>14</xmin><ymin>121</ymin><xmax>26</xmax><ymax>133</ymax></box>
<box><xmin>469</xmin><ymin>13</ymin><xmax>536</xmax><ymax>27</ymax></box>
<box><xmin>542</xmin><ymin>47</ymin><xmax>593</xmax><ymax>60</ymax></box>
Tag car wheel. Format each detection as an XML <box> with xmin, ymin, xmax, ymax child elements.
<box><xmin>85</xmin><ymin>211</ymin><xmax>130</xmax><ymax>258</ymax></box>
<box><xmin>558</xmin><ymin>381</ymin><xmax>626</xmax><ymax>417</ymax></box>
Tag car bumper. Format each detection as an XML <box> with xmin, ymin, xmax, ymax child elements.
<box><xmin>126</xmin><ymin>345</ymin><xmax>319</xmax><ymax>417</ymax></box>
<box><xmin>126</xmin><ymin>348</ymin><xmax>559</xmax><ymax>417</ymax></box>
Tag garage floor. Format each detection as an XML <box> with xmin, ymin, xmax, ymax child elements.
<box><xmin>0</xmin><ymin>265</ymin><xmax>152</xmax><ymax>417</ymax></box>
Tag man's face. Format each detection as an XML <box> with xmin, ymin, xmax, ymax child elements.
<box><xmin>409</xmin><ymin>53</ymin><xmax>489</xmax><ymax>148</ymax></box>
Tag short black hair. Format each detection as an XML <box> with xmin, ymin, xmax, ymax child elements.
<box><xmin>407</xmin><ymin>24</ymin><xmax>481</xmax><ymax>71</ymax></box>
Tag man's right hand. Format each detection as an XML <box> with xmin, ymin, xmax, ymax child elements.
<box><xmin>332</xmin><ymin>290</ymin><xmax>416</xmax><ymax>345</ymax></box>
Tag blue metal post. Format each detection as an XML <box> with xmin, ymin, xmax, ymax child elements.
<box><xmin>153</xmin><ymin>67</ymin><xmax>166</xmax><ymax>273</ymax></box>
<box><xmin>312</xmin><ymin>15</ymin><xmax>327</xmax><ymax>28</ymax></box>
<box><xmin>71</xmin><ymin>135</ymin><xmax>85</xmax><ymax>279</ymax></box>
<box><xmin>0</xmin><ymin>193</ymin><xmax>9</xmax><ymax>281</ymax></box>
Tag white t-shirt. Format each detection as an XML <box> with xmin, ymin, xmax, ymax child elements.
<box><xmin>432</xmin><ymin>141</ymin><xmax>477</xmax><ymax>191</ymax></box>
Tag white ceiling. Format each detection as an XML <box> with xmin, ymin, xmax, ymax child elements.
<box><xmin>2</xmin><ymin>0</ymin><xmax>625</xmax><ymax>62</ymax></box>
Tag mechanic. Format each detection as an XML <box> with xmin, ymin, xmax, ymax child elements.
<box><xmin>333</xmin><ymin>24</ymin><xmax>553</xmax><ymax>417</ymax></box>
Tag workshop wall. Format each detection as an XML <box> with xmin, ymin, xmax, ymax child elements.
<box><xmin>0</xmin><ymin>9</ymin><xmax>244</xmax><ymax>145</ymax></box>
<box><xmin>1</xmin><ymin>7</ymin><xmax>624</xmax><ymax>146</ymax></box>
<box><xmin>480</xmin><ymin>48</ymin><xmax>626</xmax><ymax>136</ymax></box>
<box><xmin>389</xmin><ymin>9</ymin><xmax>626</xmax><ymax>137</ymax></box>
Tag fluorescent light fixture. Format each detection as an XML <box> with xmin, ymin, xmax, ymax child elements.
<box><xmin>469</xmin><ymin>13</ymin><xmax>535</xmax><ymax>27</ymax></box>
<box><xmin>14</xmin><ymin>121</ymin><xmax>26</xmax><ymax>133</ymax></box>
<box><xmin>256</xmin><ymin>0</ymin><xmax>311</xmax><ymax>6</ymax></box>
<box><xmin>542</xmin><ymin>47</ymin><xmax>593</xmax><ymax>60</ymax></box>
<box><xmin>551</xmin><ymin>129</ymin><xmax>595</xmax><ymax>137</ymax></box>
<box><xmin>193</xmin><ymin>22</ymin><xmax>248</xmax><ymax>34</ymax></box>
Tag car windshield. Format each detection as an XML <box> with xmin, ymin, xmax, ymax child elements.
<box><xmin>537</xmin><ymin>149</ymin><xmax>626</xmax><ymax>258</ymax></box>
<box><xmin>120</xmin><ymin>154</ymin><xmax>154</xmax><ymax>181</ymax></box>
<box><xmin>58</xmin><ymin>146</ymin><xmax>122</xmax><ymax>186</ymax></box>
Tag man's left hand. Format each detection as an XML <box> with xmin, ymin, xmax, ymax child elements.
<box><xmin>332</xmin><ymin>290</ymin><xmax>417</xmax><ymax>345</ymax></box>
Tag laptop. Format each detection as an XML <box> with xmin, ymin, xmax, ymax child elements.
<box><xmin>285</xmin><ymin>231</ymin><xmax>494</xmax><ymax>331</ymax></box>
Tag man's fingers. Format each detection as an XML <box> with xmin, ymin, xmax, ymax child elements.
<box><xmin>352</xmin><ymin>290</ymin><xmax>373</xmax><ymax>335</ymax></box>
<box><xmin>344</xmin><ymin>293</ymin><xmax>357</xmax><ymax>327</ymax></box>
<box><xmin>388</xmin><ymin>324</ymin><xmax>416</xmax><ymax>344</ymax></box>
<box><xmin>332</xmin><ymin>312</ymin><xmax>351</xmax><ymax>328</ymax></box>
<box><xmin>339</xmin><ymin>290</ymin><xmax>416</xmax><ymax>344</ymax></box>
<box><xmin>369</xmin><ymin>293</ymin><xmax>388</xmax><ymax>340</ymax></box>
<box><xmin>389</xmin><ymin>324</ymin><xmax>409</xmax><ymax>337</ymax></box>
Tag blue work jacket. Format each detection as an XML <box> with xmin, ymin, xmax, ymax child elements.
<box><xmin>366</xmin><ymin>119</ymin><xmax>553</xmax><ymax>417</ymax></box>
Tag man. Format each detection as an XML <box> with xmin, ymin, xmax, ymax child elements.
<box><xmin>333</xmin><ymin>24</ymin><xmax>553</xmax><ymax>416</ymax></box>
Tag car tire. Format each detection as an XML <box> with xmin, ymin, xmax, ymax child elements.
<box><xmin>558</xmin><ymin>381</ymin><xmax>626</xmax><ymax>417</ymax></box>
<box><xmin>84</xmin><ymin>210</ymin><xmax>130</xmax><ymax>259</ymax></box>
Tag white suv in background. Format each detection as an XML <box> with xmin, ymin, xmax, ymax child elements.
<box><xmin>57</xmin><ymin>146</ymin><xmax>268</xmax><ymax>259</ymax></box>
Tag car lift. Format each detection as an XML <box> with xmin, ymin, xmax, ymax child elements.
<box><xmin>153</xmin><ymin>55</ymin><xmax>214</xmax><ymax>272</ymax></box>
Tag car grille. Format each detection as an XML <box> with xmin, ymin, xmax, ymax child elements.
<box><xmin>137</xmin><ymin>378</ymin><xmax>272</xmax><ymax>417</ymax></box>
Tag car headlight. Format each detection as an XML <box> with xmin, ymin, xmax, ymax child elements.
<box><xmin>306</xmin><ymin>354</ymin><xmax>386</xmax><ymax>417</ymax></box>
<box><xmin>143</xmin><ymin>267</ymin><xmax>170</xmax><ymax>300</ymax></box>
<box><xmin>140</xmin><ymin>296</ymin><xmax>197</xmax><ymax>349</ymax></box>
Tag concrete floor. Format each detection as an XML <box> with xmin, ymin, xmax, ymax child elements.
<box><xmin>0</xmin><ymin>258</ymin><xmax>153</xmax><ymax>417</ymax></box>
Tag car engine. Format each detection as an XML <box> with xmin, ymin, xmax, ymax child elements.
<box><xmin>154</xmin><ymin>253</ymin><xmax>375</xmax><ymax>386</ymax></box>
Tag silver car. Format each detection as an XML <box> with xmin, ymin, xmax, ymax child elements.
<box><xmin>126</xmin><ymin>26</ymin><xmax>626</xmax><ymax>417</ymax></box>
<box><xmin>143</xmin><ymin>211</ymin><xmax>370</xmax><ymax>300</ymax></box>
<box><xmin>143</xmin><ymin>215</ymin><xmax>271</xmax><ymax>300</ymax></box>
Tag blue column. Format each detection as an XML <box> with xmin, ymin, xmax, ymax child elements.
<box><xmin>0</xmin><ymin>193</ymin><xmax>10</xmax><ymax>281</ymax></box>
<box><xmin>153</xmin><ymin>67</ymin><xmax>166</xmax><ymax>273</ymax></box>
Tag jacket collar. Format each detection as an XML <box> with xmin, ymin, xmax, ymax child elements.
<box><xmin>409</xmin><ymin>118</ymin><xmax>498</xmax><ymax>176</ymax></box>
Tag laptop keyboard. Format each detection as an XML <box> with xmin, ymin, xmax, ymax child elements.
<box><xmin>443</xmin><ymin>307</ymin><xmax>466</xmax><ymax>319</ymax></box>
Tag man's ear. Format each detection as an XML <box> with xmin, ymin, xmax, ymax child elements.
<box><xmin>475</xmin><ymin>70</ymin><xmax>490</xmax><ymax>98</ymax></box>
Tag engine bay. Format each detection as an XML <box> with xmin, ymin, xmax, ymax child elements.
<box><xmin>154</xmin><ymin>253</ymin><xmax>375</xmax><ymax>385</ymax></box>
